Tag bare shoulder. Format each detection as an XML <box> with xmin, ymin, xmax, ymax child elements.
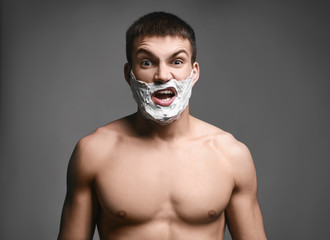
<box><xmin>69</xmin><ymin>116</ymin><xmax>133</xmax><ymax>178</ymax></box>
<box><xmin>190</xmin><ymin>116</ymin><xmax>242</xmax><ymax>150</ymax></box>
<box><xmin>191</xmin><ymin>117</ymin><xmax>256</xmax><ymax>190</ymax></box>
<box><xmin>213</xmin><ymin>131</ymin><xmax>256</xmax><ymax>192</ymax></box>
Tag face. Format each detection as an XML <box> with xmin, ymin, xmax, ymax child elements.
<box><xmin>126</xmin><ymin>35</ymin><xmax>199</xmax><ymax>85</ymax></box>
<box><xmin>124</xmin><ymin>35</ymin><xmax>200</xmax><ymax>124</ymax></box>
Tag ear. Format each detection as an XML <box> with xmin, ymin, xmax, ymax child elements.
<box><xmin>124</xmin><ymin>63</ymin><xmax>131</xmax><ymax>86</ymax></box>
<box><xmin>192</xmin><ymin>62</ymin><xmax>200</xmax><ymax>86</ymax></box>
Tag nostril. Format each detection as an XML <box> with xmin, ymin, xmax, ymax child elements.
<box><xmin>154</xmin><ymin>79</ymin><xmax>170</xmax><ymax>85</ymax></box>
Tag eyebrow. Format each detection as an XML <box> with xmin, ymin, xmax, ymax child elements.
<box><xmin>170</xmin><ymin>49</ymin><xmax>190</xmax><ymax>59</ymax></box>
<box><xmin>136</xmin><ymin>48</ymin><xmax>190</xmax><ymax>59</ymax></box>
<box><xmin>136</xmin><ymin>48</ymin><xmax>155</xmax><ymax>57</ymax></box>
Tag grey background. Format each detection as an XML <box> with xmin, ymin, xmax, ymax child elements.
<box><xmin>1</xmin><ymin>0</ymin><xmax>329</xmax><ymax>239</ymax></box>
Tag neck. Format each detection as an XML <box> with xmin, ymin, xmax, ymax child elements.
<box><xmin>133</xmin><ymin>107</ymin><xmax>192</xmax><ymax>141</ymax></box>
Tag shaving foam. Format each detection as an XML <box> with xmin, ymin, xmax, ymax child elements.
<box><xmin>129</xmin><ymin>71</ymin><xmax>194</xmax><ymax>125</ymax></box>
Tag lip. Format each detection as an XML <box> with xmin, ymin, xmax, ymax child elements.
<box><xmin>151</xmin><ymin>87</ymin><xmax>177</xmax><ymax>106</ymax></box>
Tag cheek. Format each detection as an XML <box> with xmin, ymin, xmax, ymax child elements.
<box><xmin>173</xmin><ymin>69</ymin><xmax>192</xmax><ymax>81</ymax></box>
<box><xmin>133</xmin><ymin>69</ymin><xmax>156</xmax><ymax>83</ymax></box>
<box><xmin>133</xmin><ymin>66</ymin><xmax>192</xmax><ymax>82</ymax></box>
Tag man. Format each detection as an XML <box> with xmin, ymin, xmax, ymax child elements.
<box><xmin>58</xmin><ymin>12</ymin><xmax>267</xmax><ymax>240</ymax></box>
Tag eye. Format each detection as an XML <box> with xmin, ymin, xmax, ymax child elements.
<box><xmin>173</xmin><ymin>59</ymin><xmax>183</xmax><ymax>65</ymax></box>
<box><xmin>141</xmin><ymin>60</ymin><xmax>153</xmax><ymax>67</ymax></box>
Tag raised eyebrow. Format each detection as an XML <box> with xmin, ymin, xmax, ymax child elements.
<box><xmin>170</xmin><ymin>49</ymin><xmax>189</xmax><ymax>59</ymax></box>
<box><xmin>136</xmin><ymin>48</ymin><xmax>156</xmax><ymax>58</ymax></box>
<box><xmin>136</xmin><ymin>48</ymin><xmax>189</xmax><ymax>59</ymax></box>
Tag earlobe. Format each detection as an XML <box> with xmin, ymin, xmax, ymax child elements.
<box><xmin>124</xmin><ymin>63</ymin><xmax>131</xmax><ymax>86</ymax></box>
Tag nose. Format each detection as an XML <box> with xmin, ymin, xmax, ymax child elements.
<box><xmin>154</xmin><ymin>64</ymin><xmax>172</xmax><ymax>83</ymax></box>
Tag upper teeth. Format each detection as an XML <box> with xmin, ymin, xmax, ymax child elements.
<box><xmin>158</xmin><ymin>89</ymin><xmax>172</xmax><ymax>94</ymax></box>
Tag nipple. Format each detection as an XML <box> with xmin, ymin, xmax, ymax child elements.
<box><xmin>208</xmin><ymin>210</ymin><xmax>218</xmax><ymax>219</ymax></box>
<box><xmin>116</xmin><ymin>210</ymin><xmax>127</xmax><ymax>218</ymax></box>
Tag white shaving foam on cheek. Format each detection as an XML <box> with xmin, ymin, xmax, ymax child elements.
<box><xmin>129</xmin><ymin>71</ymin><xmax>194</xmax><ymax>125</ymax></box>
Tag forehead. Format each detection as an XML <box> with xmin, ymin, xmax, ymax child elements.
<box><xmin>133</xmin><ymin>35</ymin><xmax>192</xmax><ymax>57</ymax></box>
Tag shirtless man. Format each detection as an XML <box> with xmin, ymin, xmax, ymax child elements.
<box><xmin>58</xmin><ymin>12</ymin><xmax>267</xmax><ymax>240</ymax></box>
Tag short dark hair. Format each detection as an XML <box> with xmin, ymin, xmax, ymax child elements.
<box><xmin>126</xmin><ymin>11</ymin><xmax>197</xmax><ymax>66</ymax></box>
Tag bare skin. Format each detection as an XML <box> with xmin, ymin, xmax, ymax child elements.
<box><xmin>58</xmin><ymin>36</ymin><xmax>266</xmax><ymax>240</ymax></box>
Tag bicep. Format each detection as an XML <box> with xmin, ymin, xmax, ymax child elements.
<box><xmin>225</xmin><ymin>142</ymin><xmax>266</xmax><ymax>239</ymax></box>
<box><xmin>58</xmin><ymin>142</ymin><xmax>99</xmax><ymax>240</ymax></box>
<box><xmin>58</xmin><ymin>187</ymin><xmax>99</xmax><ymax>240</ymax></box>
<box><xmin>226</xmin><ymin>189</ymin><xmax>265</xmax><ymax>239</ymax></box>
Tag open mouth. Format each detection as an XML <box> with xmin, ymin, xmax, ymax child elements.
<box><xmin>151</xmin><ymin>87</ymin><xmax>177</xmax><ymax>106</ymax></box>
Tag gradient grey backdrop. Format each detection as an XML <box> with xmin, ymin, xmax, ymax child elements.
<box><xmin>1</xmin><ymin>0</ymin><xmax>329</xmax><ymax>239</ymax></box>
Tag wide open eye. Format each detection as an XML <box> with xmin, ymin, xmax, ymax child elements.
<box><xmin>141</xmin><ymin>60</ymin><xmax>153</xmax><ymax>67</ymax></box>
<box><xmin>173</xmin><ymin>59</ymin><xmax>183</xmax><ymax>65</ymax></box>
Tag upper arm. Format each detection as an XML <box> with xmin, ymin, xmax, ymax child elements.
<box><xmin>225</xmin><ymin>141</ymin><xmax>267</xmax><ymax>240</ymax></box>
<box><xmin>58</xmin><ymin>138</ymin><xmax>100</xmax><ymax>240</ymax></box>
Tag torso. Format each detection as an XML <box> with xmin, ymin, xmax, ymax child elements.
<box><xmin>88</xmin><ymin>115</ymin><xmax>236</xmax><ymax>240</ymax></box>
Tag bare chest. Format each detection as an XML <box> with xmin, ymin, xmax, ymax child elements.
<box><xmin>94</xmin><ymin>144</ymin><xmax>234</xmax><ymax>225</ymax></box>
